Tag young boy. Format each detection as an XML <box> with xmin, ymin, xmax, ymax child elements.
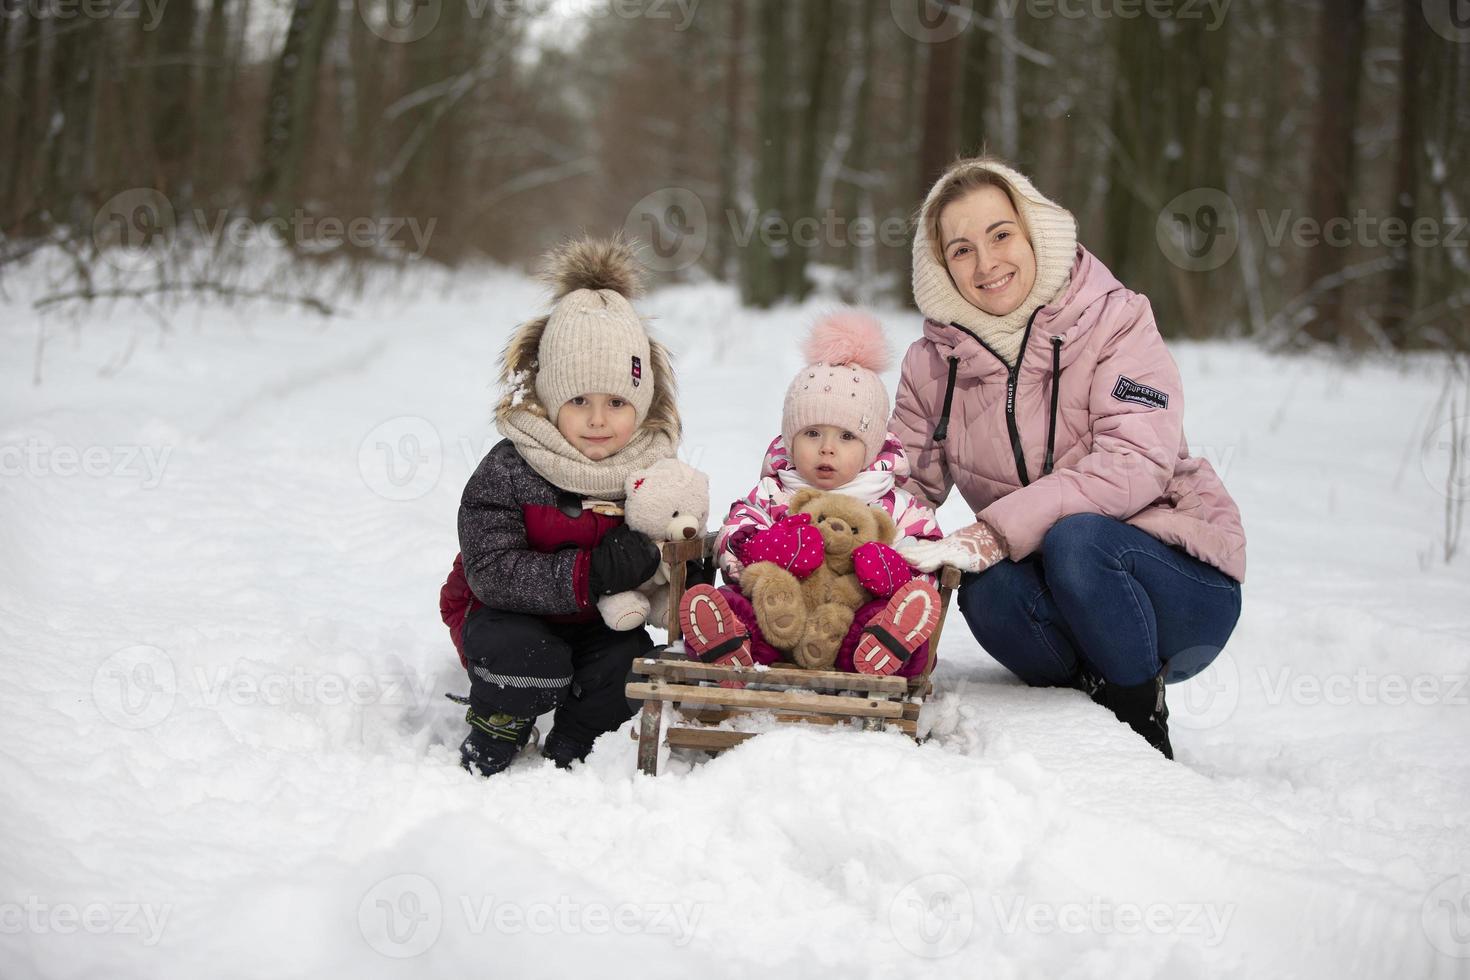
<box><xmin>439</xmin><ymin>237</ymin><xmax>681</xmax><ymax>777</ymax></box>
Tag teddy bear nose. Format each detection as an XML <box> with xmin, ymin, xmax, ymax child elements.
<box><xmin>828</xmin><ymin>520</ymin><xmax>848</xmax><ymax>534</ymax></box>
<box><xmin>681</xmin><ymin>526</ymin><xmax>696</xmax><ymax>539</ymax></box>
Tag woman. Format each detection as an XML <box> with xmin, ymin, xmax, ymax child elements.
<box><xmin>890</xmin><ymin>156</ymin><xmax>1246</xmax><ymax>759</ymax></box>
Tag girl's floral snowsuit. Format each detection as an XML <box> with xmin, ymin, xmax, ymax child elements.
<box><xmin>712</xmin><ymin>432</ymin><xmax>943</xmax><ymax>676</ymax></box>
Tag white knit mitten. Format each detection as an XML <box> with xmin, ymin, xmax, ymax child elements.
<box><xmin>896</xmin><ymin>521</ymin><xmax>1006</xmax><ymax>574</ymax></box>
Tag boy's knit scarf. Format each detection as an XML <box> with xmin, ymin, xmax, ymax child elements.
<box><xmin>497</xmin><ymin>409</ymin><xmax>676</xmax><ymax>499</ymax></box>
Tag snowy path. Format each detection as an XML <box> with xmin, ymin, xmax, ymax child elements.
<box><xmin>2</xmin><ymin>262</ymin><xmax>1468</xmax><ymax>979</ymax></box>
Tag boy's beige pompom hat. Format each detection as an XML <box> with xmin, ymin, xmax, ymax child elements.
<box><xmin>534</xmin><ymin>239</ymin><xmax>654</xmax><ymax>424</ymax></box>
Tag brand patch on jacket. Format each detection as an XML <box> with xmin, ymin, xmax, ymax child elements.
<box><xmin>1112</xmin><ymin>376</ymin><xmax>1169</xmax><ymax>410</ymax></box>
<box><xmin>630</xmin><ymin>355</ymin><xmax>642</xmax><ymax>387</ymax></box>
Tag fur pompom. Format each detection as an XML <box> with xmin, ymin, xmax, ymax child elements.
<box><xmin>801</xmin><ymin>310</ymin><xmax>892</xmax><ymax>373</ymax></box>
<box><xmin>540</xmin><ymin>235</ymin><xmax>644</xmax><ymax>300</ymax></box>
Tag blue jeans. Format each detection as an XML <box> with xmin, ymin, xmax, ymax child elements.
<box><xmin>957</xmin><ymin>514</ymin><xmax>1242</xmax><ymax>687</ymax></box>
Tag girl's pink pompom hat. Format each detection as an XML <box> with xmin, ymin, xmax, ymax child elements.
<box><xmin>781</xmin><ymin>310</ymin><xmax>895</xmax><ymax>465</ymax></box>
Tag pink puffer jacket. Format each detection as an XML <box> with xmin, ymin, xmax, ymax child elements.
<box><xmin>890</xmin><ymin>245</ymin><xmax>1247</xmax><ymax>582</ymax></box>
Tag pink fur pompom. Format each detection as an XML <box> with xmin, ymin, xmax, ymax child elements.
<box><xmin>801</xmin><ymin>310</ymin><xmax>892</xmax><ymax>373</ymax></box>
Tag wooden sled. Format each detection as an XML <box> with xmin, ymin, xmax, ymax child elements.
<box><xmin>626</xmin><ymin>533</ymin><xmax>963</xmax><ymax>776</ymax></box>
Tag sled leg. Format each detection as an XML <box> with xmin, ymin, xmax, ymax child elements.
<box><xmin>636</xmin><ymin>699</ymin><xmax>663</xmax><ymax>776</ymax></box>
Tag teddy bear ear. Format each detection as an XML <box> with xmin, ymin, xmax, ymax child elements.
<box><xmin>627</xmin><ymin>472</ymin><xmax>646</xmax><ymax>496</ymax></box>
<box><xmin>872</xmin><ymin>508</ymin><xmax>897</xmax><ymax>544</ymax></box>
<box><xmin>789</xmin><ymin>488</ymin><xmax>821</xmax><ymax>512</ymax></box>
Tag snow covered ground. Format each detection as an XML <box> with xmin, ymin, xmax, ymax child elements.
<box><xmin>2</xmin><ymin>254</ymin><xmax>1468</xmax><ymax>979</ymax></box>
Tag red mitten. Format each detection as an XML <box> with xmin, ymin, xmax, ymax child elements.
<box><xmin>741</xmin><ymin>513</ymin><xmax>824</xmax><ymax>577</ymax></box>
<box><xmin>852</xmin><ymin>541</ymin><xmax>914</xmax><ymax>598</ymax></box>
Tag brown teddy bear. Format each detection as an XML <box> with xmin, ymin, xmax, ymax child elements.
<box><xmin>740</xmin><ymin>489</ymin><xmax>897</xmax><ymax>669</ymax></box>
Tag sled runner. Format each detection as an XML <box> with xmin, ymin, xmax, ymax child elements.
<box><xmin>626</xmin><ymin>534</ymin><xmax>962</xmax><ymax>776</ymax></box>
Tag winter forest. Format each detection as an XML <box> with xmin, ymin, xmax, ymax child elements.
<box><xmin>3</xmin><ymin>1</ymin><xmax>1470</xmax><ymax>978</ymax></box>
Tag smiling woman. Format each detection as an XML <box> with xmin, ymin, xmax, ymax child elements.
<box><xmin>891</xmin><ymin>156</ymin><xmax>1248</xmax><ymax>759</ymax></box>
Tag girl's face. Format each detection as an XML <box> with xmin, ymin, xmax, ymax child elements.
<box><xmin>938</xmin><ymin>185</ymin><xmax>1037</xmax><ymax>317</ymax></box>
<box><xmin>791</xmin><ymin>425</ymin><xmax>866</xmax><ymax>490</ymax></box>
<box><xmin>556</xmin><ymin>393</ymin><xmax>637</xmax><ymax>460</ymax></box>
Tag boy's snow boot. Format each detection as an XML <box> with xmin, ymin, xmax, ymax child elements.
<box><xmin>459</xmin><ymin>708</ymin><xmax>536</xmax><ymax>778</ymax></box>
<box><xmin>541</xmin><ymin>729</ymin><xmax>595</xmax><ymax>770</ymax></box>
<box><xmin>1085</xmin><ymin>669</ymin><xmax>1173</xmax><ymax>760</ymax></box>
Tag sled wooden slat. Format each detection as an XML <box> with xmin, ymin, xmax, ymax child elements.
<box><xmin>626</xmin><ymin>681</ymin><xmax>904</xmax><ymax>720</ymax></box>
<box><xmin>632</xmin><ymin>658</ymin><xmax>907</xmax><ymax>695</ymax></box>
<box><xmin>628</xmin><ymin>531</ymin><xmax>955</xmax><ymax>776</ymax></box>
<box><xmin>658</xmin><ymin>707</ymin><xmax>918</xmax><ymax>734</ymax></box>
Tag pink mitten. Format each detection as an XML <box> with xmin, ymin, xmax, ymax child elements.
<box><xmin>852</xmin><ymin>541</ymin><xmax>914</xmax><ymax>598</ymax></box>
<box><xmin>741</xmin><ymin>513</ymin><xmax>824</xmax><ymax>577</ymax></box>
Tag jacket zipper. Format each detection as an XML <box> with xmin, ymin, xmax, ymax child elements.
<box><xmin>948</xmin><ymin>307</ymin><xmax>1042</xmax><ymax>487</ymax></box>
<box><xmin>1043</xmin><ymin>335</ymin><xmax>1063</xmax><ymax>477</ymax></box>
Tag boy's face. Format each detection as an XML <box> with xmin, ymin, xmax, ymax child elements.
<box><xmin>556</xmin><ymin>393</ymin><xmax>637</xmax><ymax>460</ymax></box>
<box><xmin>791</xmin><ymin>424</ymin><xmax>866</xmax><ymax>490</ymax></box>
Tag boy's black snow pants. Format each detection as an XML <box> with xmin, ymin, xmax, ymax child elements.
<box><xmin>461</xmin><ymin>605</ymin><xmax>652</xmax><ymax>747</ymax></box>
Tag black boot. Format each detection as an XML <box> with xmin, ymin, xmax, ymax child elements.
<box><xmin>1084</xmin><ymin>669</ymin><xmax>1173</xmax><ymax>760</ymax></box>
<box><xmin>459</xmin><ymin>709</ymin><xmax>536</xmax><ymax>778</ymax></box>
<box><xmin>541</xmin><ymin>729</ymin><xmax>595</xmax><ymax>770</ymax></box>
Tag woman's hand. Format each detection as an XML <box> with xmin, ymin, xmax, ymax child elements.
<box><xmin>896</xmin><ymin>521</ymin><xmax>1006</xmax><ymax>574</ymax></box>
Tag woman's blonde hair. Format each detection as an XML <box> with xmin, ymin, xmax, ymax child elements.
<box><xmin>922</xmin><ymin>155</ymin><xmax>1035</xmax><ymax>267</ymax></box>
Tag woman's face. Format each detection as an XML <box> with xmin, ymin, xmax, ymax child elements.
<box><xmin>938</xmin><ymin>185</ymin><xmax>1037</xmax><ymax>317</ymax></box>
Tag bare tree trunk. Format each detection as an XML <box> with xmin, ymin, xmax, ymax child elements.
<box><xmin>1382</xmin><ymin>0</ymin><xmax>1422</xmax><ymax>347</ymax></box>
<box><xmin>916</xmin><ymin>26</ymin><xmax>961</xmax><ymax>197</ymax></box>
<box><xmin>788</xmin><ymin>0</ymin><xmax>835</xmax><ymax>300</ymax></box>
<box><xmin>715</xmin><ymin>0</ymin><xmax>745</xmax><ymax>280</ymax></box>
<box><xmin>742</xmin><ymin>0</ymin><xmax>788</xmax><ymax>307</ymax></box>
<box><xmin>253</xmin><ymin>0</ymin><xmax>337</xmax><ymax>221</ymax></box>
<box><xmin>1300</xmin><ymin>0</ymin><xmax>1365</xmax><ymax>344</ymax></box>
